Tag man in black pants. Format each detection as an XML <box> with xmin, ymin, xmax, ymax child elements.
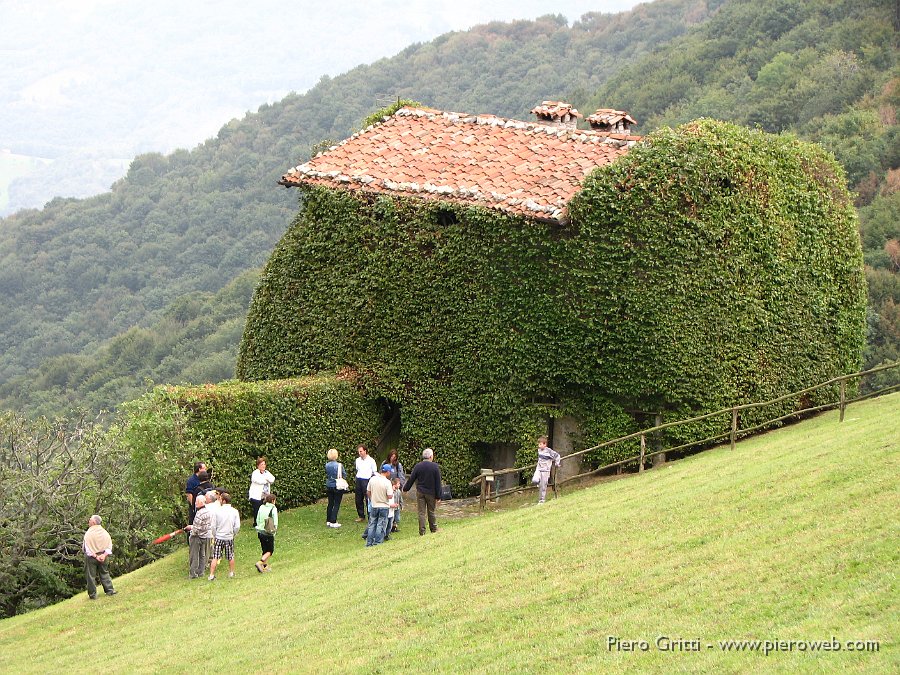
<box><xmin>403</xmin><ymin>448</ymin><xmax>442</xmax><ymax>536</ymax></box>
<box><xmin>354</xmin><ymin>444</ymin><xmax>377</xmax><ymax>522</ymax></box>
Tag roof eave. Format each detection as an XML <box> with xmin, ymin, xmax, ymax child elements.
<box><xmin>281</xmin><ymin>176</ymin><xmax>567</xmax><ymax>224</ymax></box>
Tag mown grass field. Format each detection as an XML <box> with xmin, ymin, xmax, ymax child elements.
<box><xmin>1</xmin><ymin>394</ymin><xmax>897</xmax><ymax>673</ymax></box>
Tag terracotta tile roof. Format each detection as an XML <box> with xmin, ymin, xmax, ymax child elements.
<box><xmin>280</xmin><ymin>106</ymin><xmax>642</xmax><ymax>222</ymax></box>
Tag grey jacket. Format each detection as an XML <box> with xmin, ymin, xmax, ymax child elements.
<box><xmin>212</xmin><ymin>504</ymin><xmax>241</xmax><ymax>541</ymax></box>
<box><xmin>536</xmin><ymin>447</ymin><xmax>561</xmax><ymax>472</ymax></box>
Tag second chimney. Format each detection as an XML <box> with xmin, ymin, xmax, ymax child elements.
<box><xmin>531</xmin><ymin>101</ymin><xmax>582</xmax><ymax>129</ymax></box>
<box><xmin>587</xmin><ymin>109</ymin><xmax>637</xmax><ymax>134</ymax></box>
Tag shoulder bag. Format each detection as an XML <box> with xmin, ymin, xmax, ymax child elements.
<box><xmin>335</xmin><ymin>463</ymin><xmax>350</xmax><ymax>492</ymax></box>
<box><xmin>263</xmin><ymin>505</ymin><xmax>277</xmax><ymax>534</ymax></box>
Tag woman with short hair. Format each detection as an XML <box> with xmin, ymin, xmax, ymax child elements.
<box><xmin>254</xmin><ymin>493</ymin><xmax>278</xmax><ymax>573</ymax></box>
<box><xmin>324</xmin><ymin>448</ymin><xmax>346</xmax><ymax>528</ymax></box>
<box><xmin>248</xmin><ymin>456</ymin><xmax>275</xmax><ymax>525</ymax></box>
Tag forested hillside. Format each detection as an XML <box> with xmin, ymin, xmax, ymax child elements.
<box><xmin>0</xmin><ymin>0</ymin><xmax>713</xmax><ymax>417</ymax></box>
<box><xmin>0</xmin><ymin>0</ymin><xmax>896</xmax><ymax>418</ymax></box>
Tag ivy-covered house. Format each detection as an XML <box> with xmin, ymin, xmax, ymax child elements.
<box><xmin>237</xmin><ymin>102</ymin><xmax>867</xmax><ymax>492</ymax></box>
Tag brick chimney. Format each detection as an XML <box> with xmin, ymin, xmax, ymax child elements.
<box><xmin>531</xmin><ymin>101</ymin><xmax>582</xmax><ymax>129</ymax></box>
<box><xmin>587</xmin><ymin>109</ymin><xmax>637</xmax><ymax>134</ymax></box>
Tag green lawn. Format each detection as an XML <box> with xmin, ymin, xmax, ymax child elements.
<box><xmin>1</xmin><ymin>393</ymin><xmax>897</xmax><ymax>673</ymax></box>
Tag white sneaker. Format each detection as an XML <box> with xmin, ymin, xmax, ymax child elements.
<box><xmin>332</xmin><ymin>522</ymin><xmax>341</xmax><ymax>528</ymax></box>
<box><xmin>208</xmin><ymin>574</ymin><xmax>215</xmax><ymax>581</ymax></box>
<box><xmin>326</xmin><ymin>522</ymin><xmax>333</xmax><ymax>527</ymax></box>
<box><xmin>228</xmin><ymin>571</ymin><xmax>234</xmax><ymax>578</ymax></box>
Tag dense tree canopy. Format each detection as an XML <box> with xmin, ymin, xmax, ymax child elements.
<box><xmin>0</xmin><ymin>0</ymin><xmax>895</xmax><ymax>419</ymax></box>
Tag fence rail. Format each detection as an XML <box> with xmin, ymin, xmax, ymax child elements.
<box><xmin>471</xmin><ymin>362</ymin><xmax>899</xmax><ymax>510</ymax></box>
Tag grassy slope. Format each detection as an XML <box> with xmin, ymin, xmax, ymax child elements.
<box><xmin>1</xmin><ymin>394</ymin><xmax>897</xmax><ymax>673</ymax></box>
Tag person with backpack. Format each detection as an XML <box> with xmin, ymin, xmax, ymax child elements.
<box><xmin>193</xmin><ymin>470</ymin><xmax>215</xmax><ymax>500</ymax></box>
<box><xmin>185</xmin><ymin>461</ymin><xmax>207</xmax><ymax>526</ymax></box>
<box><xmin>254</xmin><ymin>493</ymin><xmax>278</xmax><ymax>573</ymax></box>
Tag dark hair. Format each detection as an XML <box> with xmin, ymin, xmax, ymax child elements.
<box><xmin>387</xmin><ymin>449</ymin><xmax>399</xmax><ymax>465</ymax></box>
<box><xmin>264</xmin><ymin>493</ymin><xmax>276</xmax><ymax>503</ymax></box>
<box><xmin>194</xmin><ymin>461</ymin><xmax>205</xmax><ymax>474</ymax></box>
<box><xmin>197</xmin><ymin>470</ymin><xmax>210</xmax><ymax>481</ymax></box>
<box><xmin>220</xmin><ymin>493</ymin><xmax>231</xmax><ymax>504</ymax></box>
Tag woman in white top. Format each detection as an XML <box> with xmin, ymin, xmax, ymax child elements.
<box><xmin>248</xmin><ymin>456</ymin><xmax>276</xmax><ymax>524</ymax></box>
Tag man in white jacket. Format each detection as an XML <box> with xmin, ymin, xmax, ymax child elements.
<box><xmin>208</xmin><ymin>492</ymin><xmax>241</xmax><ymax>580</ymax></box>
<box><xmin>248</xmin><ymin>456</ymin><xmax>276</xmax><ymax>525</ymax></box>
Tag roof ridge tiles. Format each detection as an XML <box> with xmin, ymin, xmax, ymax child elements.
<box><xmin>390</xmin><ymin>105</ymin><xmax>641</xmax><ymax>146</ymax></box>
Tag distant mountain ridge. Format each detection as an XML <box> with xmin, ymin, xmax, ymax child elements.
<box><xmin>0</xmin><ymin>0</ymin><xmax>896</xmax><ymax>418</ymax></box>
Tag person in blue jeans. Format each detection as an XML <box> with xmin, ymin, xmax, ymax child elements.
<box><xmin>365</xmin><ymin>464</ymin><xmax>394</xmax><ymax>547</ymax></box>
<box><xmin>324</xmin><ymin>448</ymin><xmax>346</xmax><ymax>528</ymax></box>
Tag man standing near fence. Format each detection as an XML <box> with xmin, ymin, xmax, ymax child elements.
<box><xmin>535</xmin><ymin>436</ymin><xmax>561</xmax><ymax>504</ymax></box>
<box><xmin>403</xmin><ymin>448</ymin><xmax>442</xmax><ymax>536</ymax></box>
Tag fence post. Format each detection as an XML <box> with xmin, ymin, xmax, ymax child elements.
<box><xmin>551</xmin><ymin>464</ymin><xmax>559</xmax><ymax>499</ymax></box>
<box><xmin>839</xmin><ymin>380</ymin><xmax>846</xmax><ymax>422</ymax></box>
<box><xmin>652</xmin><ymin>412</ymin><xmax>665</xmax><ymax>467</ymax></box>
<box><xmin>731</xmin><ymin>407</ymin><xmax>738</xmax><ymax>451</ymax></box>
<box><xmin>639</xmin><ymin>433</ymin><xmax>646</xmax><ymax>472</ymax></box>
<box><xmin>479</xmin><ymin>470</ymin><xmax>495</xmax><ymax>512</ymax></box>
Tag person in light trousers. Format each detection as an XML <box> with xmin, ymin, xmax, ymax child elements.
<box><xmin>535</xmin><ymin>436</ymin><xmax>561</xmax><ymax>503</ymax></box>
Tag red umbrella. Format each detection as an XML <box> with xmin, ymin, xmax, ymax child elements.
<box><xmin>151</xmin><ymin>528</ymin><xmax>184</xmax><ymax>545</ymax></box>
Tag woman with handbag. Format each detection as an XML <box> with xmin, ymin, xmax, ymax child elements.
<box><xmin>325</xmin><ymin>448</ymin><xmax>348</xmax><ymax>528</ymax></box>
<box><xmin>254</xmin><ymin>493</ymin><xmax>278</xmax><ymax>573</ymax></box>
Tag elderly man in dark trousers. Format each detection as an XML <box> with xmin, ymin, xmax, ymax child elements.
<box><xmin>186</xmin><ymin>494</ymin><xmax>213</xmax><ymax>579</ymax></box>
<box><xmin>83</xmin><ymin>514</ymin><xmax>117</xmax><ymax>599</ymax></box>
<box><xmin>403</xmin><ymin>448</ymin><xmax>442</xmax><ymax>536</ymax></box>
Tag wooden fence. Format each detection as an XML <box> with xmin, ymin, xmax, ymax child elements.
<box><xmin>470</xmin><ymin>361</ymin><xmax>900</xmax><ymax>511</ymax></box>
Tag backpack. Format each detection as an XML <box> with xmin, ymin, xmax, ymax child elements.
<box><xmin>194</xmin><ymin>481</ymin><xmax>215</xmax><ymax>498</ymax></box>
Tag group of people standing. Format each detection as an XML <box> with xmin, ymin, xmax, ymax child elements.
<box><xmin>325</xmin><ymin>444</ymin><xmax>444</xmax><ymax>544</ymax></box>
<box><xmin>182</xmin><ymin>458</ymin><xmax>278</xmax><ymax>581</ymax></box>
<box><xmin>82</xmin><ymin>437</ymin><xmax>556</xmax><ymax>600</ymax></box>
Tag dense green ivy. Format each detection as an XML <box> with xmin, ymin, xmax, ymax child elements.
<box><xmin>123</xmin><ymin>375</ymin><xmax>382</xmax><ymax>518</ymax></box>
<box><xmin>237</xmin><ymin>119</ymin><xmax>867</xmax><ymax>490</ymax></box>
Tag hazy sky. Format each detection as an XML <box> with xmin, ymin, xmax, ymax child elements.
<box><xmin>2</xmin><ymin>0</ymin><xmax>643</xmax><ymax>149</ymax></box>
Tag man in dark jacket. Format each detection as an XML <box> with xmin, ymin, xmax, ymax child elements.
<box><xmin>185</xmin><ymin>461</ymin><xmax>207</xmax><ymax>525</ymax></box>
<box><xmin>402</xmin><ymin>448</ymin><xmax>442</xmax><ymax>536</ymax></box>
